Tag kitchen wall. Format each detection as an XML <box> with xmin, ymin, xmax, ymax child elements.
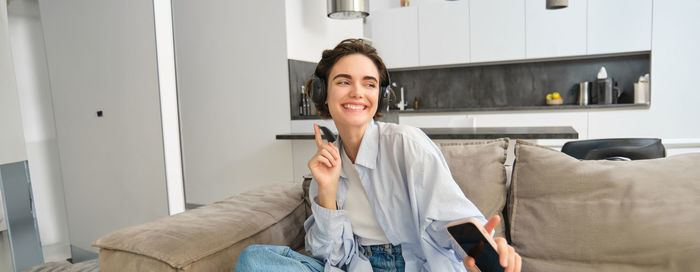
<box><xmin>7</xmin><ymin>0</ymin><xmax>70</xmax><ymax>262</ymax></box>
<box><xmin>587</xmin><ymin>0</ymin><xmax>700</xmax><ymax>146</ymax></box>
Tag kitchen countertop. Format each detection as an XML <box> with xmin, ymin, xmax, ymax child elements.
<box><xmin>276</xmin><ymin>126</ymin><xmax>578</xmax><ymax>140</ymax></box>
<box><xmin>292</xmin><ymin>103</ymin><xmax>649</xmax><ymax>120</ymax></box>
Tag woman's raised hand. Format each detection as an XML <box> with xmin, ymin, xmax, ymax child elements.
<box><xmin>307</xmin><ymin>124</ymin><xmax>341</xmax><ymax>210</ymax></box>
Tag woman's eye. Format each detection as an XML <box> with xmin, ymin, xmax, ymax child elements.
<box><xmin>337</xmin><ymin>81</ymin><xmax>349</xmax><ymax>85</ymax></box>
<box><xmin>366</xmin><ymin>83</ymin><xmax>376</xmax><ymax>88</ymax></box>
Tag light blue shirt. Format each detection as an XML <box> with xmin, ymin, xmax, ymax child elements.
<box><xmin>304</xmin><ymin>120</ymin><xmax>487</xmax><ymax>272</ymax></box>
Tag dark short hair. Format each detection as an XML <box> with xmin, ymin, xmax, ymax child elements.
<box><xmin>305</xmin><ymin>38</ymin><xmax>390</xmax><ymax>120</ymax></box>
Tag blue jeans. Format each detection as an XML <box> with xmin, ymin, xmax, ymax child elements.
<box><xmin>235</xmin><ymin>245</ymin><xmax>324</xmax><ymax>272</ymax></box>
<box><xmin>362</xmin><ymin>244</ymin><xmax>405</xmax><ymax>272</ymax></box>
<box><xmin>235</xmin><ymin>244</ymin><xmax>405</xmax><ymax>272</ymax></box>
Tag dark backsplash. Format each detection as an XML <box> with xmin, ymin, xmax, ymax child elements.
<box><xmin>288</xmin><ymin>53</ymin><xmax>650</xmax><ymax>119</ymax></box>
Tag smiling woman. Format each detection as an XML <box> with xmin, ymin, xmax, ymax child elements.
<box><xmin>235</xmin><ymin>39</ymin><xmax>522</xmax><ymax>272</ymax></box>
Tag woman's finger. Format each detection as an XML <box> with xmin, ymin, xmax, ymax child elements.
<box><xmin>312</xmin><ymin>154</ymin><xmax>333</xmax><ymax>169</ymax></box>
<box><xmin>319</xmin><ymin>149</ymin><xmax>336</xmax><ymax>167</ymax></box>
<box><xmin>514</xmin><ymin>253</ymin><xmax>522</xmax><ymax>272</ymax></box>
<box><xmin>506</xmin><ymin>246</ymin><xmax>515</xmax><ymax>272</ymax></box>
<box><xmin>463</xmin><ymin>256</ymin><xmax>476</xmax><ymax>270</ymax></box>
<box><xmin>314</xmin><ymin>124</ymin><xmax>324</xmax><ymax>148</ymax></box>
<box><xmin>327</xmin><ymin>142</ymin><xmax>340</xmax><ymax>161</ymax></box>
<box><xmin>317</xmin><ymin>142</ymin><xmax>340</xmax><ymax>163</ymax></box>
<box><xmin>484</xmin><ymin>215</ymin><xmax>501</xmax><ymax>234</ymax></box>
<box><xmin>496</xmin><ymin>238</ymin><xmax>509</xmax><ymax>267</ymax></box>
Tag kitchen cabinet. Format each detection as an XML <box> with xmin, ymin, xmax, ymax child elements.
<box><xmin>469</xmin><ymin>0</ymin><xmax>525</xmax><ymax>63</ymax></box>
<box><xmin>525</xmin><ymin>0</ymin><xmax>587</xmax><ymax>59</ymax></box>
<box><xmin>366</xmin><ymin>6</ymin><xmax>419</xmax><ymax>69</ymax></box>
<box><xmin>418</xmin><ymin>0</ymin><xmax>469</xmax><ymax>66</ymax></box>
<box><xmin>587</xmin><ymin>0</ymin><xmax>652</xmax><ymax>54</ymax></box>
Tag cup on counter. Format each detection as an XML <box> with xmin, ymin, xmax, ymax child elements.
<box><xmin>578</xmin><ymin>81</ymin><xmax>590</xmax><ymax>106</ymax></box>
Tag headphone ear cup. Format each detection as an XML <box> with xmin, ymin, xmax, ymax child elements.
<box><xmin>310</xmin><ymin>74</ymin><xmax>326</xmax><ymax>105</ymax></box>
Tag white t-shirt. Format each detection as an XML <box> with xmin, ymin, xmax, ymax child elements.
<box><xmin>340</xmin><ymin>147</ymin><xmax>390</xmax><ymax>246</ymax></box>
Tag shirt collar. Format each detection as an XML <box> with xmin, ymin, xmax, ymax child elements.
<box><xmin>338</xmin><ymin>119</ymin><xmax>379</xmax><ymax>172</ymax></box>
<box><xmin>336</xmin><ymin>119</ymin><xmax>379</xmax><ymax>178</ymax></box>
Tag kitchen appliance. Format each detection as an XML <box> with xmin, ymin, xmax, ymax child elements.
<box><xmin>592</xmin><ymin>66</ymin><xmax>622</xmax><ymax>104</ymax></box>
<box><xmin>578</xmin><ymin>81</ymin><xmax>590</xmax><ymax>106</ymax></box>
<box><xmin>634</xmin><ymin>73</ymin><xmax>650</xmax><ymax>104</ymax></box>
<box><xmin>593</xmin><ymin>78</ymin><xmax>613</xmax><ymax>104</ymax></box>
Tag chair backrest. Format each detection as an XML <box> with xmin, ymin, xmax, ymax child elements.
<box><xmin>561</xmin><ymin>138</ymin><xmax>666</xmax><ymax>160</ymax></box>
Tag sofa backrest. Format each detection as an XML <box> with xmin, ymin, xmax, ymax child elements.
<box><xmin>509</xmin><ymin>140</ymin><xmax>700</xmax><ymax>271</ymax></box>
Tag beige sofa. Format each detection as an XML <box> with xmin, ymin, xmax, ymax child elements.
<box><xmin>93</xmin><ymin>139</ymin><xmax>700</xmax><ymax>271</ymax></box>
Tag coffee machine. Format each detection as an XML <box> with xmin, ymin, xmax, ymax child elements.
<box><xmin>592</xmin><ymin>67</ymin><xmax>622</xmax><ymax>104</ymax></box>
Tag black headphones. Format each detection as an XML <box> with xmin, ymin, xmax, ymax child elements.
<box><xmin>309</xmin><ymin>70</ymin><xmax>393</xmax><ymax>113</ymax></box>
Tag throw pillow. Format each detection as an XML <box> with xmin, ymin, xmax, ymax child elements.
<box><xmin>438</xmin><ymin>138</ymin><xmax>509</xmax><ymax>238</ymax></box>
<box><xmin>509</xmin><ymin>140</ymin><xmax>700</xmax><ymax>271</ymax></box>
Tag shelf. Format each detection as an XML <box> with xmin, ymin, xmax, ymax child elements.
<box><xmin>290</xmin><ymin>103</ymin><xmax>650</xmax><ymax>120</ymax></box>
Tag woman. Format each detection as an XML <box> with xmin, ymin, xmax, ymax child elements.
<box><xmin>236</xmin><ymin>39</ymin><xmax>521</xmax><ymax>272</ymax></box>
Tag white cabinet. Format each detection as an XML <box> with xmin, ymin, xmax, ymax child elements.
<box><xmin>525</xmin><ymin>0</ymin><xmax>587</xmax><ymax>59</ymax></box>
<box><xmin>418</xmin><ymin>0</ymin><xmax>469</xmax><ymax>66</ymax></box>
<box><xmin>366</xmin><ymin>6</ymin><xmax>419</xmax><ymax>69</ymax></box>
<box><xmin>587</xmin><ymin>0</ymin><xmax>652</xmax><ymax>54</ymax></box>
<box><xmin>469</xmin><ymin>0</ymin><xmax>525</xmax><ymax>62</ymax></box>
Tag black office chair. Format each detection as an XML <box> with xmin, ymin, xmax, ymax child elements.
<box><xmin>561</xmin><ymin>138</ymin><xmax>666</xmax><ymax>161</ymax></box>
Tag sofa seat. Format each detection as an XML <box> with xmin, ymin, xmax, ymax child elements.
<box><xmin>93</xmin><ymin>182</ymin><xmax>307</xmax><ymax>271</ymax></box>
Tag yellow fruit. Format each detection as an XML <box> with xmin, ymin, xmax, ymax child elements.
<box><xmin>552</xmin><ymin>92</ymin><xmax>561</xmax><ymax>100</ymax></box>
<box><xmin>546</xmin><ymin>94</ymin><xmax>552</xmax><ymax>101</ymax></box>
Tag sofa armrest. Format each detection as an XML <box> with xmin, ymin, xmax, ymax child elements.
<box><xmin>93</xmin><ymin>182</ymin><xmax>307</xmax><ymax>272</ymax></box>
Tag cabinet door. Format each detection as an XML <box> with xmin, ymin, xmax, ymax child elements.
<box><xmin>366</xmin><ymin>6</ymin><xmax>419</xmax><ymax>69</ymax></box>
<box><xmin>588</xmin><ymin>0</ymin><xmax>652</xmax><ymax>54</ymax></box>
<box><xmin>418</xmin><ymin>0</ymin><xmax>469</xmax><ymax>66</ymax></box>
<box><xmin>526</xmin><ymin>0</ymin><xmax>587</xmax><ymax>59</ymax></box>
<box><xmin>470</xmin><ymin>0</ymin><xmax>525</xmax><ymax>62</ymax></box>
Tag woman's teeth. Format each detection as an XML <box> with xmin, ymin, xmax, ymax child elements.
<box><xmin>343</xmin><ymin>104</ymin><xmax>365</xmax><ymax>110</ymax></box>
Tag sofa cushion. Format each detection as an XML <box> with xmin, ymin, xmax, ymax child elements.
<box><xmin>437</xmin><ymin>139</ymin><xmax>509</xmax><ymax>238</ymax></box>
<box><xmin>509</xmin><ymin>141</ymin><xmax>700</xmax><ymax>271</ymax></box>
<box><xmin>93</xmin><ymin>182</ymin><xmax>306</xmax><ymax>271</ymax></box>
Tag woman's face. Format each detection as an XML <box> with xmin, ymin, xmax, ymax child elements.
<box><xmin>326</xmin><ymin>54</ymin><xmax>380</xmax><ymax>129</ymax></box>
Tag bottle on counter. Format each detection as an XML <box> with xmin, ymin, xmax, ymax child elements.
<box><xmin>413</xmin><ymin>97</ymin><xmax>419</xmax><ymax>110</ymax></box>
<box><xmin>300</xmin><ymin>85</ymin><xmax>307</xmax><ymax>116</ymax></box>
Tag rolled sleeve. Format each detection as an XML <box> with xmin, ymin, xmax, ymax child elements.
<box><xmin>304</xmin><ymin>179</ymin><xmax>369</xmax><ymax>270</ymax></box>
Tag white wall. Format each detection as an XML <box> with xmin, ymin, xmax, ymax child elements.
<box><xmin>587</xmin><ymin>1</ymin><xmax>700</xmax><ymax>141</ymax></box>
<box><xmin>38</xmin><ymin>0</ymin><xmax>169</xmax><ymax>254</ymax></box>
<box><xmin>172</xmin><ymin>0</ymin><xmax>293</xmax><ymax>204</ymax></box>
<box><xmin>285</xmin><ymin>0</ymin><xmax>363</xmax><ymax>62</ymax></box>
<box><xmin>7</xmin><ymin>0</ymin><xmax>70</xmax><ymax>262</ymax></box>
<box><xmin>0</xmin><ymin>0</ymin><xmax>27</xmax><ymax>165</ymax></box>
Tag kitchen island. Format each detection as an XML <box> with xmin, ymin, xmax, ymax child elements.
<box><xmin>276</xmin><ymin>126</ymin><xmax>578</xmax><ymax>140</ymax></box>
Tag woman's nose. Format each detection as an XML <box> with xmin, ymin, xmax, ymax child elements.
<box><xmin>349</xmin><ymin>83</ymin><xmax>364</xmax><ymax>98</ymax></box>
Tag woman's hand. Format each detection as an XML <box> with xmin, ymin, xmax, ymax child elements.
<box><xmin>307</xmin><ymin>124</ymin><xmax>341</xmax><ymax>210</ymax></box>
<box><xmin>463</xmin><ymin>215</ymin><xmax>522</xmax><ymax>272</ymax></box>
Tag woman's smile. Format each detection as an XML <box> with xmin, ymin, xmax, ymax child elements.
<box><xmin>342</xmin><ymin>103</ymin><xmax>368</xmax><ymax>111</ymax></box>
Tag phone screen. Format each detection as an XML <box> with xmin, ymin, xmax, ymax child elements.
<box><xmin>447</xmin><ymin>223</ymin><xmax>504</xmax><ymax>272</ymax></box>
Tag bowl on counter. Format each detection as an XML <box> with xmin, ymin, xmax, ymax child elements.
<box><xmin>546</xmin><ymin>99</ymin><xmax>563</xmax><ymax>106</ymax></box>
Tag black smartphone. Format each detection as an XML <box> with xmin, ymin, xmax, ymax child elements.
<box><xmin>446</xmin><ymin>218</ymin><xmax>504</xmax><ymax>272</ymax></box>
